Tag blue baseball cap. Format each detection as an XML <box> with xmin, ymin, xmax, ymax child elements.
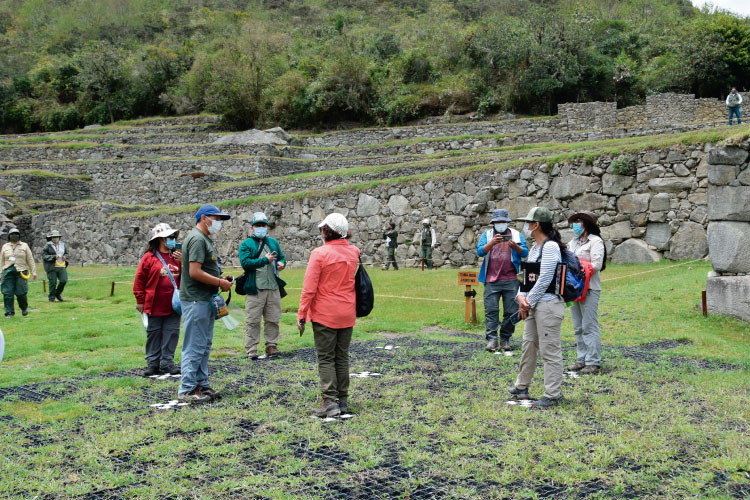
<box><xmin>195</xmin><ymin>204</ymin><xmax>231</xmax><ymax>223</ymax></box>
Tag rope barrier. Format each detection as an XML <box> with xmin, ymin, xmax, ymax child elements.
<box><xmin>601</xmin><ymin>259</ymin><xmax>703</xmax><ymax>282</ymax></box>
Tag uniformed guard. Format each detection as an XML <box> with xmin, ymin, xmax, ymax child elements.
<box><xmin>1</xmin><ymin>228</ymin><xmax>37</xmax><ymax>318</ymax></box>
<box><xmin>42</xmin><ymin>230</ymin><xmax>70</xmax><ymax>303</ymax></box>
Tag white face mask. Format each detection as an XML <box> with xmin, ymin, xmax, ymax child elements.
<box><xmin>522</xmin><ymin>222</ymin><xmax>533</xmax><ymax>238</ymax></box>
<box><xmin>494</xmin><ymin>223</ymin><xmax>508</xmax><ymax>233</ymax></box>
<box><xmin>206</xmin><ymin>218</ymin><xmax>222</xmax><ymax>235</ymax></box>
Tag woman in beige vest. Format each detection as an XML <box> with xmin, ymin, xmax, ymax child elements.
<box><xmin>1</xmin><ymin>228</ymin><xmax>37</xmax><ymax>318</ymax></box>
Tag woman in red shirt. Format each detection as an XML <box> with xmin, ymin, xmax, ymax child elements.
<box><xmin>298</xmin><ymin>213</ymin><xmax>360</xmax><ymax>418</ymax></box>
<box><xmin>133</xmin><ymin>223</ymin><xmax>182</xmax><ymax>377</ymax></box>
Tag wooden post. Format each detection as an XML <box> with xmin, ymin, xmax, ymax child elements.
<box><xmin>110</xmin><ymin>281</ymin><xmax>116</xmax><ymax>297</ymax></box>
<box><xmin>464</xmin><ymin>285</ymin><xmax>471</xmax><ymax>323</ymax></box>
<box><xmin>421</xmin><ymin>258</ymin><xmax>425</xmax><ymax>271</ymax></box>
<box><xmin>702</xmin><ymin>290</ymin><xmax>707</xmax><ymax>317</ymax></box>
<box><xmin>43</xmin><ymin>280</ymin><xmax>46</xmax><ymax>293</ymax></box>
<box><xmin>471</xmin><ymin>295</ymin><xmax>477</xmax><ymax>325</ymax></box>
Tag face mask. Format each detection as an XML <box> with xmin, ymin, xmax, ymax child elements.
<box><xmin>9</xmin><ymin>235</ymin><xmax>19</xmax><ymax>242</ymax></box>
<box><xmin>494</xmin><ymin>223</ymin><xmax>508</xmax><ymax>233</ymax></box>
<box><xmin>522</xmin><ymin>223</ymin><xmax>533</xmax><ymax>238</ymax></box>
<box><xmin>206</xmin><ymin>218</ymin><xmax>222</xmax><ymax>235</ymax></box>
<box><xmin>52</xmin><ymin>237</ymin><xmax>61</xmax><ymax>243</ymax></box>
<box><xmin>572</xmin><ymin>223</ymin><xmax>584</xmax><ymax>236</ymax></box>
<box><xmin>166</xmin><ymin>238</ymin><xmax>176</xmax><ymax>249</ymax></box>
<box><xmin>253</xmin><ymin>226</ymin><xmax>267</xmax><ymax>238</ymax></box>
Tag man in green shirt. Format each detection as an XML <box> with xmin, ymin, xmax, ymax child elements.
<box><xmin>178</xmin><ymin>204</ymin><xmax>233</xmax><ymax>404</ymax></box>
<box><xmin>238</xmin><ymin>212</ymin><xmax>287</xmax><ymax>359</ymax></box>
<box><xmin>381</xmin><ymin>222</ymin><xmax>399</xmax><ymax>270</ymax></box>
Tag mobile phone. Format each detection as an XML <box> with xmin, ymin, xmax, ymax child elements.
<box><xmin>509</xmin><ymin>312</ymin><xmax>522</xmax><ymax>325</ymax></box>
<box><xmin>502</xmin><ymin>234</ymin><xmax>512</xmax><ymax>241</ymax></box>
<box><xmin>175</xmin><ymin>243</ymin><xmax>182</xmax><ymax>250</ymax></box>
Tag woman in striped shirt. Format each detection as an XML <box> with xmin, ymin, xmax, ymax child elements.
<box><xmin>508</xmin><ymin>207</ymin><xmax>566</xmax><ymax>408</ymax></box>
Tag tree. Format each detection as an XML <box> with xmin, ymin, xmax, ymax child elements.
<box><xmin>75</xmin><ymin>42</ymin><xmax>130</xmax><ymax>123</ymax></box>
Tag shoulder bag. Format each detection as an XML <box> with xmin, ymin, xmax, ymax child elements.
<box><xmin>155</xmin><ymin>252</ymin><xmax>181</xmax><ymax>316</ymax></box>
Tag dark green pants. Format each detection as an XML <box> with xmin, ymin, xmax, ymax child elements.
<box><xmin>384</xmin><ymin>247</ymin><xmax>398</xmax><ymax>270</ymax></box>
<box><xmin>2</xmin><ymin>266</ymin><xmax>29</xmax><ymax>315</ymax></box>
<box><xmin>421</xmin><ymin>245</ymin><xmax>433</xmax><ymax>269</ymax></box>
<box><xmin>47</xmin><ymin>267</ymin><xmax>68</xmax><ymax>300</ymax></box>
<box><xmin>312</xmin><ymin>322</ymin><xmax>353</xmax><ymax>402</ymax></box>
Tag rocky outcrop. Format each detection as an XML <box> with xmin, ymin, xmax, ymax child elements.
<box><xmin>612</xmin><ymin>239</ymin><xmax>661</xmax><ymax>264</ymax></box>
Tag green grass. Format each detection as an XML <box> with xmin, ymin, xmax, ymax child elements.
<box><xmin>0</xmin><ymin>261</ymin><xmax>748</xmax><ymax>498</ymax></box>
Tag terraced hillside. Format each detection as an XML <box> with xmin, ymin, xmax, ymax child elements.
<box><xmin>1</xmin><ymin>112</ymin><xmax>748</xmax><ymax>268</ymax></box>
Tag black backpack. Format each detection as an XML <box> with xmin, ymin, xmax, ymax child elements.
<box><xmin>521</xmin><ymin>240</ymin><xmax>585</xmax><ymax>302</ymax></box>
<box><xmin>354</xmin><ymin>256</ymin><xmax>374</xmax><ymax>317</ymax></box>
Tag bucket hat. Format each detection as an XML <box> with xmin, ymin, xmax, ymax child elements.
<box><xmin>47</xmin><ymin>230</ymin><xmax>62</xmax><ymax>238</ymax></box>
<box><xmin>149</xmin><ymin>223</ymin><xmax>179</xmax><ymax>242</ymax></box>
<box><xmin>490</xmin><ymin>209</ymin><xmax>512</xmax><ymax>223</ymax></box>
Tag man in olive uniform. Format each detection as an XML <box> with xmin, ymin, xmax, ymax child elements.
<box><xmin>419</xmin><ymin>219</ymin><xmax>436</xmax><ymax>270</ymax></box>
<box><xmin>382</xmin><ymin>223</ymin><xmax>399</xmax><ymax>270</ymax></box>
<box><xmin>41</xmin><ymin>230</ymin><xmax>70</xmax><ymax>302</ymax></box>
<box><xmin>1</xmin><ymin>228</ymin><xmax>37</xmax><ymax>318</ymax></box>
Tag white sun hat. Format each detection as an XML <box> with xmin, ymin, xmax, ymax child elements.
<box><xmin>318</xmin><ymin>213</ymin><xmax>349</xmax><ymax>237</ymax></box>
<box><xmin>149</xmin><ymin>223</ymin><xmax>179</xmax><ymax>241</ymax></box>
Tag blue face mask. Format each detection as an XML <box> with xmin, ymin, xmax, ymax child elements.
<box><xmin>166</xmin><ymin>238</ymin><xmax>176</xmax><ymax>249</ymax></box>
<box><xmin>572</xmin><ymin>223</ymin><xmax>584</xmax><ymax>236</ymax></box>
<box><xmin>254</xmin><ymin>226</ymin><xmax>267</xmax><ymax>238</ymax></box>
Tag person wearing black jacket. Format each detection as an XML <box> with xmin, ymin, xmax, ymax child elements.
<box><xmin>382</xmin><ymin>223</ymin><xmax>399</xmax><ymax>270</ymax></box>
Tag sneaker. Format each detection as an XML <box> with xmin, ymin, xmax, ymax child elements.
<box><xmin>4</xmin><ymin>312</ymin><xmax>14</xmax><ymax>318</ymax></box>
<box><xmin>338</xmin><ymin>398</ymin><xmax>349</xmax><ymax>414</ymax></box>
<box><xmin>485</xmin><ymin>339</ymin><xmax>498</xmax><ymax>352</ymax></box>
<box><xmin>266</xmin><ymin>345</ymin><xmax>280</xmax><ymax>357</ymax></box>
<box><xmin>177</xmin><ymin>388</ymin><xmax>212</xmax><ymax>404</ymax></box>
<box><xmin>21</xmin><ymin>309</ymin><xmax>28</xmax><ymax>316</ymax></box>
<box><xmin>532</xmin><ymin>396</ymin><xmax>563</xmax><ymax>408</ymax></box>
<box><xmin>565</xmin><ymin>361</ymin><xmax>586</xmax><ymax>372</ymax></box>
<box><xmin>199</xmin><ymin>386</ymin><xmax>221</xmax><ymax>400</ymax></box>
<box><xmin>55</xmin><ymin>295</ymin><xmax>64</xmax><ymax>302</ymax></box>
<box><xmin>313</xmin><ymin>399</ymin><xmax>341</xmax><ymax>418</ymax></box>
<box><xmin>161</xmin><ymin>365</ymin><xmax>181</xmax><ymax>375</ymax></box>
<box><xmin>143</xmin><ymin>366</ymin><xmax>160</xmax><ymax>377</ymax></box>
<box><xmin>49</xmin><ymin>298</ymin><xmax>56</xmax><ymax>303</ymax></box>
<box><xmin>248</xmin><ymin>349</ymin><xmax>259</xmax><ymax>360</ymax></box>
<box><xmin>508</xmin><ymin>386</ymin><xmax>530</xmax><ymax>400</ymax></box>
<box><xmin>500</xmin><ymin>339</ymin><xmax>512</xmax><ymax>351</ymax></box>
<box><xmin>581</xmin><ymin>365</ymin><xmax>601</xmax><ymax>375</ymax></box>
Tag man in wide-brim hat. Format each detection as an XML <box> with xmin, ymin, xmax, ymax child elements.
<box><xmin>42</xmin><ymin>229</ymin><xmax>70</xmax><ymax>303</ymax></box>
<box><xmin>1</xmin><ymin>228</ymin><xmax>37</xmax><ymax>318</ymax></box>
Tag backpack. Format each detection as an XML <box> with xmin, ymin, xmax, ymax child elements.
<box><xmin>728</xmin><ymin>92</ymin><xmax>741</xmax><ymax>107</ymax></box>
<box><xmin>354</xmin><ymin>256</ymin><xmax>374</xmax><ymax>317</ymax></box>
<box><xmin>529</xmin><ymin>240</ymin><xmax>585</xmax><ymax>303</ymax></box>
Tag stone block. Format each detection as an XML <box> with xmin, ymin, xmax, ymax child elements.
<box><xmin>601</xmin><ymin>221</ymin><xmax>632</xmax><ymax>241</ymax></box>
<box><xmin>649</xmin><ymin>193</ymin><xmax>671</xmax><ymax>212</ymax></box>
<box><xmin>696</xmin><ymin>158</ymin><xmax>709</xmax><ymax>178</ymax></box>
<box><xmin>612</xmin><ymin>238</ymin><xmax>661</xmax><ymax>264</ymax></box>
<box><xmin>645</xmin><ymin>223</ymin><xmax>671</xmax><ymax>250</ymax></box>
<box><xmin>666</xmin><ymin>151</ymin><xmax>686</xmax><ymax>162</ymax></box>
<box><xmin>706</xmin><ymin>275</ymin><xmax>750</xmax><ymax>322</ymax></box>
<box><xmin>707</xmin><ymin>164</ymin><xmax>738</xmax><ymax>185</ymax></box>
<box><xmin>387</xmin><ymin>195</ymin><xmax>410</xmax><ymax>216</ymax></box>
<box><xmin>707</xmin><ymin>146</ymin><xmax>749</xmax><ymax>166</ymax></box>
<box><xmin>602</xmin><ymin>174</ymin><xmax>634</xmax><ymax>195</ymax></box>
<box><xmin>668</xmin><ymin>222</ymin><xmax>707</xmax><ymax>260</ymax></box>
<box><xmin>648</xmin><ymin>177</ymin><xmax>693</xmax><ymax>193</ymax></box>
<box><xmin>707</xmin><ymin>221</ymin><xmax>750</xmax><ymax>273</ymax></box>
<box><xmin>357</xmin><ymin>193</ymin><xmax>381</xmax><ymax>217</ymax></box>
<box><xmin>672</xmin><ymin>164</ymin><xmax>690</xmax><ymax>177</ymax></box>
<box><xmin>458</xmin><ymin>228</ymin><xmax>475</xmax><ymax>250</ymax></box>
<box><xmin>737</xmin><ymin>168</ymin><xmax>750</xmax><ymax>186</ymax></box>
<box><xmin>569</xmin><ymin>193</ymin><xmax>609</xmax><ymax>211</ymax></box>
<box><xmin>707</xmin><ymin>185</ymin><xmax>750</xmax><ymax>221</ymax></box>
<box><xmin>549</xmin><ymin>175</ymin><xmax>590</xmax><ymax>200</ymax></box>
<box><xmin>445</xmin><ymin>192</ymin><xmax>471</xmax><ymax>214</ymax></box>
<box><xmin>617</xmin><ymin>193</ymin><xmax>651</xmax><ymax>214</ymax></box>
<box><xmin>446</xmin><ymin>215</ymin><xmax>466</xmax><ymax>234</ymax></box>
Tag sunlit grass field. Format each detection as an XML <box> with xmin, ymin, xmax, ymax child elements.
<box><xmin>1</xmin><ymin>261</ymin><xmax>748</xmax><ymax>499</ymax></box>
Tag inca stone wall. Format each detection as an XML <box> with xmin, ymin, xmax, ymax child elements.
<box><xmin>560</xmin><ymin>102</ymin><xmax>617</xmax><ymax>130</ymax></box>
<box><xmin>27</xmin><ymin>143</ymin><xmax>713</xmax><ymax>269</ymax></box>
<box><xmin>0</xmin><ymin>174</ymin><xmax>91</xmax><ymax>201</ymax></box>
<box><xmin>705</xmin><ymin>142</ymin><xmax>750</xmax><ymax>322</ymax></box>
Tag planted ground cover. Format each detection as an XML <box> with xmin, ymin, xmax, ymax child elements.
<box><xmin>0</xmin><ymin>262</ymin><xmax>748</xmax><ymax>498</ymax></box>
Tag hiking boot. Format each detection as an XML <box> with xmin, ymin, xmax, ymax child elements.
<box><xmin>485</xmin><ymin>339</ymin><xmax>498</xmax><ymax>352</ymax></box>
<box><xmin>581</xmin><ymin>365</ymin><xmax>601</xmax><ymax>375</ymax></box>
<box><xmin>161</xmin><ymin>365</ymin><xmax>181</xmax><ymax>375</ymax></box>
<box><xmin>49</xmin><ymin>298</ymin><xmax>56</xmax><ymax>303</ymax></box>
<box><xmin>177</xmin><ymin>388</ymin><xmax>212</xmax><ymax>404</ymax></box>
<box><xmin>313</xmin><ymin>399</ymin><xmax>341</xmax><ymax>418</ymax></box>
<box><xmin>4</xmin><ymin>312</ymin><xmax>13</xmax><ymax>318</ymax></box>
<box><xmin>565</xmin><ymin>361</ymin><xmax>585</xmax><ymax>372</ymax></box>
<box><xmin>248</xmin><ymin>349</ymin><xmax>259</xmax><ymax>360</ymax></box>
<box><xmin>338</xmin><ymin>398</ymin><xmax>349</xmax><ymax>415</ymax></box>
<box><xmin>266</xmin><ymin>345</ymin><xmax>280</xmax><ymax>357</ymax></box>
<box><xmin>21</xmin><ymin>309</ymin><xmax>28</xmax><ymax>316</ymax></box>
<box><xmin>532</xmin><ymin>396</ymin><xmax>563</xmax><ymax>408</ymax></box>
<box><xmin>500</xmin><ymin>339</ymin><xmax>512</xmax><ymax>351</ymax></box>
<box><xmin>508</xmin><ymin>386</ymin><xmax>530</xmax><ymax>400</ymax></box>
<box><xmin>143</xmin><ymin>365</ymin><xmax>160</xmax><ymax>377</ymax></box>
<box><xmin>199</xmin><ymin>386</ymin><xmax>221</xmax><ymax>400</ymax></box>
<box><xmin>55</xmin><ymin>295</ymin><xmax>64</xmax><ymax>302</ymax></box>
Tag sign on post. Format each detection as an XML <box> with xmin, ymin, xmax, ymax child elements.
<box><xmin>458</xmin><ymin>271</ymin><xmax>479</xmax><ymax>324</ymax></box>
<box><xmin>458</xmin><ymin>271</ymin><xmax>479</xmax><ymax>285</ymax></box>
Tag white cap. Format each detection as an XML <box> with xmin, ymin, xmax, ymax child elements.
<box><xmin>318</xmin><ymin>213</ymin><xmax>349</xmax><ymax>237</ymax></box>
<box><xmin>149</xmin><ymin>223</ymin><xmax>179</xmax><ymax>241</ymax></box>
<box><xmin>422</xmin><ymin>218</ymin><xmax>430</xmax><ymax>225</ymax></box>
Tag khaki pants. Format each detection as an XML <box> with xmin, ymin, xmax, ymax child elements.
<box><xmin>313</xmin><ymin>322</ymin><xmax>353</xmax><ymax>401</ymax></box>
<box><xmin>515</xmin><ymin>298</ymin><xmax>565</xmax><ymax>399</ymax></box>
<box><xmin>244</xmin><ymin>289</ymin><xmax>281</xmax><ymax>354</ymax></box>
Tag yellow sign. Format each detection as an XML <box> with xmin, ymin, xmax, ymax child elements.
<box><xmin>457</xmin><ymin>271</ymin><xmax>479</xmax><ymax>285</ymax></box>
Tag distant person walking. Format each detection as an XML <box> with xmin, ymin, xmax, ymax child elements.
<box><xmin>419</xmin><ymin>219</ymin><xmax>436</xmax><ymax>269</ymax></box>
<box><xmin>1</xmin><ymin>228</ymin><xmax>37</xmax><ymax>318</ymax></box>
<box><xmin>133</xmin><ymin>223</ymin><xmax>182</xmax><ymax>377</ymax></box>
<box><xmin>727</xmin><ymin>87</ymin><xmax>742</xmax><ymax>125</ymax></box>
<box><xmin>382</xmin><ymin>223</ymin><xmax>399</xmax><ymax>270</ymax></box>
<box><xmin>178</xmin><ymin>205</ymin><xmax>232</xmax><ymax>404</ymax></box>
<box><xmin>477</xmin><ymin>209</ymin><xmax>528</xmax><ymax>352</ymax></box>
<box><xmin>41</xmin><ymin>230</ymin><xmax>70</xmax><ymax>303</ymax></box>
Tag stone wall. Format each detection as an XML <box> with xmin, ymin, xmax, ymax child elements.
<box><xmin>27</xmin><ymin>144</ymin><xmax>712</xmax><ymax>268</ymax></box>
<box><xmin>616</xmin><ymin>105</ymin><xmax>647</xmax><ymax>127</ymax></box>
<box><xmin>559</xmin><ymin>101</ymin><xmax>617</xmax><ymax>130</ymax></box>
<box><xmin>647</xmin><ymin>93</ymin><xmax>696</xmax><ymax>124</ymax></box>
<box><xmin>704</xmin><ymin>141</ymin><xmax>750</xmax><ymax>322</ymax></box>
<box><xmin>0</xmin><ymin>174</ymin><xmax>91</xmax><ymax>201</ymax></box>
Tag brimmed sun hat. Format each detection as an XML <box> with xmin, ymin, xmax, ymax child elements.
<box><xmin>149</xmin><ymin>223</ymin><xmax>179</xmax><ymax>241</ymax></box>
<box><xmin>490</xmin><ymin>209</ymin><xmax>512</xmax><ymax>223</ymax></box>
<box><xmin>318</xmin><ymin>213</ymin><xmax>349</xmax><ymax>237</ymax></box>
<box><xmin>567</xmin><ymin>211</ymin><xmax>599</xmax><ymax>227</ymax></box>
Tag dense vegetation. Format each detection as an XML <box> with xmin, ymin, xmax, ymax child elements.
<box><xmin>0</xmin><ymin>0</ymin><xmax>749</xmax><ymax>133</ymax></box>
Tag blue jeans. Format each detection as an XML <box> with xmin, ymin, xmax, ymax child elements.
<box><xmin>483</xmin><ymin>279</ymin><xmax>519</xmax><ymax>341</ymax></box>
<box><xmin>179</xmin><ymin>301</ymin><xmax>215</xmax><ymax>395</ymax></box>
<box><xmin>729</xmin><ymin>106</ymin><xmax>741</xmax><ymax>125</ymax></box>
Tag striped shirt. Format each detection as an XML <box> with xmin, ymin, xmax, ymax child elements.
<box><xmin>520</xmin><ymin>240</ymin><xmax>562</xmax><ymax>308</ymax></box>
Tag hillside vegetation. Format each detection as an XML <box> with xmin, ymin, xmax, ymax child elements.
<box><xmin>1</xmin><ymin>0</ymin><xmax>749</xmax><ymax>133</ymax></box>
